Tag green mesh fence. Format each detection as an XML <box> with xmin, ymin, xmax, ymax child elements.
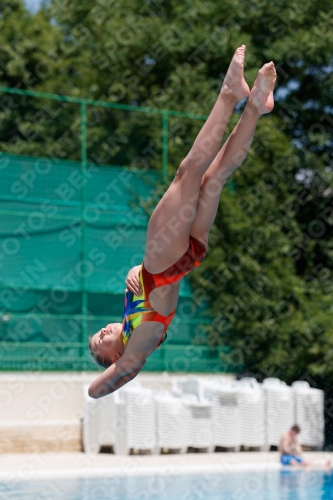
<box><xmin>0</xmin><ymin>87</ymin><xmax>233</xmax><ymax>373</ymax></box>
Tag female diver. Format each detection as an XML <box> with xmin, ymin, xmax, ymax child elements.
<box><xmin>89</xmin><ymin>45</ymin><xmax>276</xmax><ymax>398</ymax></box>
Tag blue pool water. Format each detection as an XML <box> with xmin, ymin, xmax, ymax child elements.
<box><xmin>0</xmin><ymin>470</ymin><xmax>332</xmax><ymax>499</ymax></box>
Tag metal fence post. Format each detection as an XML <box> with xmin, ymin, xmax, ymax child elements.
<box><xmin>80</xmin><ymin>101</ymin><xmax>88</xmax><ymax>359</ymax></box>
<box><xmin>162</xmin><ymin>113</ymin><xmax>169</xmax><ymax>178</ymax></box>
<box><xmin>163</xmin><ymin>345</ymin><xmax>168</xmax><ymax>371</ymax></box>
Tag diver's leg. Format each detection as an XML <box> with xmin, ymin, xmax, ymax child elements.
<box><xmin>189</xmin><ymin>62</ymin><xmax>276</xmax><ymax>247</ymax></box>
<box><xmin>144</xmin><ymin>46</ymin><xmax>250</xmax><ymax>272</ymax></box>
<box><xmin>184</xmin><ymin>45</ymin><xmax>250</xmax><ymax>171</ymax></box>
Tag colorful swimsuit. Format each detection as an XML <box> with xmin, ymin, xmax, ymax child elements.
<box><xmin>122</xmin><ymin>236</ymin><xmax>207</xmax><ymax>346</ymax></box>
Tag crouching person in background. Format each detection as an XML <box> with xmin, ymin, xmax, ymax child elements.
<box><xmin>279</xmin><ymin>425</ymin><xmax>309</xmax><ymax>467</ymax></box>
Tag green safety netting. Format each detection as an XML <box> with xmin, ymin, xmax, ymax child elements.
<box><xmin>0</xmin><ymin>153</ymin><xmax>232</xmax><ymax>372</ymax></box>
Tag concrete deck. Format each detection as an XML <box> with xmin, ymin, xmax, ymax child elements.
<box><xmin>0</xmin><ymin>452</ymin><xmax>332</xmax><ymax>481</ymax></box>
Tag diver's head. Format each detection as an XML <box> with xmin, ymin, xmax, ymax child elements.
<box><xmin>89</xmin><ymin>323</ymin><xmax>123</xmax><ymax>368</ymax></box>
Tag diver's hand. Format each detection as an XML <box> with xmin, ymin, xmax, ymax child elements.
<box><xmin>125</xmin><ymin>265</ymin><xmax>142</xmax><ymax>296</ymax></box>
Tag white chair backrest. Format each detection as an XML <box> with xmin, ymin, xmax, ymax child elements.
<box><xmin>292</xmin><ymin>381</ymin><xmax>310</xmax><ymax>391</ymax></box>
<box><xmin>237</xmin><ymin>377</ymin><xmax>259</xmax><ymax>388</ymax></box>
<box><xmin>263</xmin><ymin>378</ymin><xmax>286</xmax><ymax>387</ymax></box>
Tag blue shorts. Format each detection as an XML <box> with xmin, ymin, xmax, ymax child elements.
<box><xmin>281</xmin><ymin>454</ymin><xmax>303</xmax><ymax>466</ymax></box>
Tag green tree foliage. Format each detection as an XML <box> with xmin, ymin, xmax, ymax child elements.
<box><xmin>0</xmin><ymin>0</ymin><xmax>333</xmax><ymax>383</ymax></box>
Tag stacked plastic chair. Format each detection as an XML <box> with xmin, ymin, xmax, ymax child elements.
<box><xmin>263</xmin><ymin>378</ymin><xmax>295</xmax><ymax>449</ymax></box>
<box><xmin>203</xmin><ymin>378</ymin><xmax>241</xmax><ymax>450</ymax></box>
<box><xmin>184</xmin><ymin>395</ymin><xmax>214</xmax><ymax>450</ymax></box>
<box><xmin>292</xmin><ymin>381</ymin><xmax>325</xmax><ymax>449</ymax></box>
<box><xmin>82</xmin><ymin>384</ymin><xmax>115</xmax><ymax>453</ymax></box>
<box><xmin>83</xmin><ymin>384</ymin><xmax>99</xmax><ymax>453</ymax></box>
<box><xmin>83</xmin><ymin>376</ymin><xmax>325</xmax><ymax>455</ymax></box>
<box><xmin>154</xmin><ymin>391</ymin><xmax>188</xmax><ymax>453</ymax></box>
<box><xmin>172</xmin><ymin>376</ymin><xmax>214</xmax><ymax>450</ymax></box>
<box><xmin>237</xmin><ymin>378</ymin><xmax>266</xmax><ymax>449</ymax></box>
<box><xmin>114</xmin><ymin>383</ymin><xmax>157</xmax><ymax>455</ymax></box>
<box><xmin>126</xmin><ymin>386</ymin><xmax>157</xmax><ymax>452</ymax></box>
<box><xmin>113</xmin><ymin>386</ymin><xmax>128</xmax><ymax>455</ymax></box>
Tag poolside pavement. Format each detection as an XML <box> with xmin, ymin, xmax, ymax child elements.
<box><xmin>0</xmin><ymin>452</ymin><xmax>331</xmax><ymax>481</ymax></box>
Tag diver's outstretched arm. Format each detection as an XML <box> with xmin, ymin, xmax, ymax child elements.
<box><xmin>89</xmin><ymin>357</ymin><xmax>145</xmax><ymax>398</ymax></box>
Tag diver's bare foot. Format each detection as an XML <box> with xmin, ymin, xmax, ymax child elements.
<box><xmin>221</xmin><ymin>45</ymin><xmax>250</xmax><ymax>102</ymax></box>
<box><xmin>248</xmin><ymin>62</ymin><xmax>276</xmax><ymax>115</ymax></box>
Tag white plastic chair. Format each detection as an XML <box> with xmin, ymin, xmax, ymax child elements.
<box><xmin>127</xmin><ymin>386</ymin><xmax>157</xmax><ymax>451</ymax></box>
<box><xmin>172</xmin><ymin>376</ymin><xmax>215</xmax><ymax>450</ymax></box>
<box><xmin>180</xmin><ymin>376</ymin><xmax>206</xmax><ymax>402</ymax></box>
<box><xmin>154</xmin><ymin>391</ymin><xmax>188</xmax><ymax>452</ymax></box>
<box><xmin>203</xmin><ymin>381</ymin><xmax>241</xmax><ymax>450</ymax></box>
<box><xmin>292</xmin><ymin>381</ymin><xmax>324</xmax><ymax>449</ymax></box>
<box><xmin>83</xmin><ymin>384</ymin><xmax>100</xmax><ymax>453</ymax></box>
<box><xmin>263</xmin><ymin>378</ymin><xmax>295</xmax><ymax>448</ymax></box>
<box><xmin>82</xmin><ymin>384</ymin><xmax>115</xmax><ymax>453</ymax></box>
<box><xmin>113</xmin><ymin>387</ymin><xmax>128</xmax><ymax>455</ymax></box>
<box><xmin>237</xmin><ymin>378</ymin><xmax>265</xmax><ymax>448</ymax></box>
<box><xmin>114</xmin><ymin>383</ymin><xmax>157</xmax><ymax>455</ymax></box>
<box><xmin>183</xmin><ymin>395</ymin><xmax>214</xmax><ymax>450</ymax></box>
